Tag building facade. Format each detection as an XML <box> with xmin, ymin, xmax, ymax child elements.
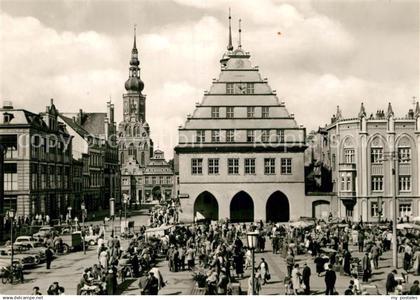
<box><xmin>312</xmin><ymin>103</ymin><xmax>420</xmax><ymax>221</ymax></box>
<box><xmin>59</xmin><ymin>101</ymin><xmax>120</xmax><ymax>214</ymax></box>
<box><xmin>0</xmin><ymin>100</ymin><xmax>73</xmax><ymax>218</ymax></box>
<box><xmin>121</xmin><ymin>149</ymin><xmax>174</xmax><ymax>204</ymax></box>
<box><xmin>175</xmin><ymin>17</ymin><xmax>307</xmax><ymax>223</ymax></box>
<box><xmin>118</xmin><ymin>30</ymin><xmax>174</xmax><ymax>205</ymax></box>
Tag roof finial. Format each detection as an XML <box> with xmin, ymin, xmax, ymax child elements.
<box><xmin>386</xmin><ymin>102</ymin><xmax>394</xmax><ymax>118</ymax></box>
<box><xmin>133</xmin><ymin>24</ymin><xmax>137</xmax><ymax>50</ymax></box>
<box><xmin>227</xmin><ymin>8</ymin><xmax>233</xmax><ymax>51</ymax></box>
<box><xmin>238</xmin><ymin>18</ymin><xmax>242</xmax><ymax>49</ymax></box>
<box><xmin>358</xmin><ymin>102</ymin><xmax>366</xmax><ymax>118</ymax></box>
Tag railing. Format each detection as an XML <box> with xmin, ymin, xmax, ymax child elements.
<box><xmin>339</xmin><ymin>163</ymin><xmax>356</xmax><ymax>171</ymax></box>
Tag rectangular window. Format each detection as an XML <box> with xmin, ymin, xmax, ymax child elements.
<box><xmin>211</xmin><ymin>130</ymin><xmax>220</xmax><ymax>142</ymax></box>
<box><xmin>244</xmin><ymin>158</ymin><xmax>256</xmax><ymax>175</ymax></box>
<box><xmin>4</xmin><ymin>163</ymin><xmax>17</xmax><ymax>191</ymax></box>
<box><xmin>247</xmin><ymin>107</ymin><xmax>255</xmax><ymax>118</ymax></box>
<box><xmin>399</xmin><ymin>175</ymin><xmax>411</xmax><ymax>191</ymax></box>
<box><xmin>226</xmin><ymin>129</ymin><xmax>235</xmax><ymax>143</ymax></box>
<box><xmin>226</xmin><ymin>107</ymin><xmax>234</xmax><ymax>118</ymax></box>
<box><xmin>246</xmin><ymin>83</ymin><xmax>254</xmax><ymax>94</ymax></box>
<box><xmin>371</xmin><ymin>176</ymin><xmax>384</xmax><ymax>191</ymax></box>
<box><xmin>371</xmin><ymin>148</ymin><xmax>383</xmax><ymax>164</ymax></box>
<box><xmin>340</xmin><ymin>173</ymin><xmax>352</xmax><ymax>191</ymax></box>
<box><xmin>247</xmin><ymin>130</ymin><xmax>255</xmax><ymax>143</ymax></box>
<box><xmin>208</xmin><ymin>158</ymin><xmax>219</xmax><ymax>175</ymax></box>
<box><xmin>276</xmin><ymin>129</ymin><xmax>285</xmax><ymax>143</ymax></box>
<box><xmin>344</xmin><ymin>149</ymin><xmax>355</xmax><ymax>164</ymax></box>
<box><xmin>264</xmin><ymin>158</ymin><xmax>276</xmax><ymax>175</ymax></box>
<box><xmin>261</xmin><ymin>130</ymin><xmax>270</xmax><ymax>143</ymax></box>
<box><xmin>211</xmin><ymin>107</ymin><xmax>220</xmax><ymax>118</ymax></box>
<box><xmin>262</xmin><ymin>107</ymin><xmax>269</xmax><ymax>118</ymax></box>
<box><xmin>191</xmin><ymin>158</ymin><xmax>203</xmax><ymax>175</ymax></box>
<box><xmin>228</xmin><ymin>158</ymin><xmax>239</xmax><ymax>175</ymax></box>
<box><xmin>226</xmin><ymin>83</ymin><xmax>234</xmax><ymax>94</ymax></box>
<box><xmin>196</xmin><ymin>130</ymin><xmax>205</xmax><ymax>143</ymax></box>
<box><xmin>399</xmin><ymin>204</ymin><xmax>412</xmax><ymax>217</ymax></box>
<box><xmin>370</xmin><ymin>202</ymin><xmax>384</xmax><ymax>217</ymax></box>
<box><xmin>3</xmin><ymin>135</ymin><xmax>18</xmax><ymax>159</ymax></box>
<box><xmin>281</xmin><ymin>158</ymin><xmax>292</xmax><ymax>175</ymax></box>
<box><xmin>398</xmin><ymin>147</ymin><xmax>411</xmax><ymax>163</ymax></box>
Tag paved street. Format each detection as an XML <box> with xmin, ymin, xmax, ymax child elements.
<box><xmin>1</xmin><ymin>213</ymin><xmax>419</xmax><ymax>295</ymax></box>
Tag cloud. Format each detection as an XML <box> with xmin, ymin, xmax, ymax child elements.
<box><xmin>0</xmin><ymin>0</ymin><xmax>418</xmax><ymax>159</ymax></box>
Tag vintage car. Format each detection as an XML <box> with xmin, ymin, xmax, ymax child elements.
<box><xmin>33</xmin><ymin>226</ymin><xmax>55</xmax><ymax>239</ymax></box>
<box><xmin>14</xmin><ymin>236</ymin><xmax>39</xmax><ymax>247</ymax></box>
<box><xmin>0</xmin><ymin>247</ymin><xmax>38</xmax><ymax>268</ymax></box>
<box><xmin>15</xmin><ymin>242</ymin><xmax>47</xmax><ymax>263</ymax></box>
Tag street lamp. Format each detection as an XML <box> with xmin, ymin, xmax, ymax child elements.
<box><xmin>247</xmin><ymin>231</ymin><xmax>258</xmax><ymax>295</ymax></box>
<box><xmin>123</xmin><ymin>197</ymin><xmax>128</xmax><ymax>233</ymax></box>
<box><xmin>67</xmin><ymin>206</ymin><xmax>72</xmax><ymax>224</ymax></box>
<box><xmin>8</xmin><ymin>209</ymin><xmax>15</xmax><ymax>283</ymax></box>
<box><xmin>81</xmin><ymin>202</ymin><xmax>86</xmax><ymax>255</ymax></box>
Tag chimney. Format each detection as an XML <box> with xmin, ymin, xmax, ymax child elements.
<box><xmin>2</xmin><ymin>101</ymin><xmax>13</xmax><ymax>109</ymax></box>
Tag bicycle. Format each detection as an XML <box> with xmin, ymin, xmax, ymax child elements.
<box><xmin>1</xmin><ymin>266</ymin><xmax>24</xmax><ymax>284</ymax></box>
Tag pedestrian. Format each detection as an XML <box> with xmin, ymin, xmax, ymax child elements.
<box><xmin>233</xmin><ymin>250</ymin><xmax>244</xmax><ymax>278</ymax></box>
<box><xmin>47</xmin><ymin>282</ymin><xmax>61</xmax><ymax>295</ymax></box>
<box><xmin>142</xmin><ymin>271</ymin><xmax>159</xmax><ymax>295</ymax></box>
<box><xmin>386</xmin><ymin>269</ymin><xmax>398</xmax><ymax>295</ymax></box>
<box><xmin>314</xmin><ymin>253</ymin><xmax>325</xmax><ymax>276</ymax></box>
<box><xmin>352</xmin><ymin>274</ymin><xmax>361</xmax><ymax>295</ymax></box>
<box><xmin>343</xmin><ymin>249</ymin><xmax>351</xmax><ymax>275</ymax></box>
<box><xmin>344</xmin><ymin>285</ymin><xmax>354</xmax><ymax>295</ymax></box>
<box><xmin>324</xmin><ymin>264</ymin><xmax>336</xmax><ymax>295</ymax></box>
<box><xmin>291</xmin><ymin>264</ymin><xmax>301</xmax><ymax>295</ymax></box>
<box><xmin>362</xmin><ymin>252</ymin><xmax>371</xmax><ymax>282</ymax></box>
<box><xmin>358</xmin><ymin>230</ymin><xmax>364</xmax><ymax>252</ymax></box>
<box><xmin>247</xmin><ymin>272</ymin><xmax>261</xmax><ymax>295</ymax></box>
<box><xmin>32</xmin><ymin>286</ymin><xmax>42</xmax><ymax>295</ymax></box>
<box><xmin>286</xmin><ymin>252</ymin><xmax>295</xmax><ymax>278</ymax></box>
<box><xmin>217</xmin><ymin>268</ymin><xmax>229</xmax><ymax>295</ymax></box>
<box><xmin>302</xmin><ymin>262</ymin><xmax>311</xmax><ymax>295</ymax></box>
<box><xmin>258</xmin><ymin>258</ymin><xmax>270</xmax><ymax>285</ymax></box>
<box><xmin>186</xmin><ymin>245</ymin><xmax>195</xmax><ymax>270</ymax></box>
<box><xmin>45</xmin><ymin>246</ymin><xmax>54</xmax><ymax>270</ymax></box>
<box><xmin>371</xmin><ymin>243</ymin><xmax>380</xmax><ymax>269</ymax></box>
<box><xmin>105</xmin><ymin>269</ymin><xmax>116</xmax><ymax>295</ymax></box>
<box><xmin>409</xmin><ymin>280</ymin><xmax>420</xmax><ymax>295</ymax></box>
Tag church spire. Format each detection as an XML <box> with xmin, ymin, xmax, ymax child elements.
<box><xmin>133</xmin><ymin>24</ymin><xmax>137</xmax><ymax>50</ymax></box>
<box><xmin>227</xmin><ymin>8</ymin><xmax>233</xmax><ymax>51</ymax></box>
<box><xmin>238</xmin><ymin>18</ymin><xmax>242</xmax><ymax>49</ymax></box>
<box><xmin>125</xmin><ymin>26</ymin><xmax>144</xmax><ymax>93</ymax></box>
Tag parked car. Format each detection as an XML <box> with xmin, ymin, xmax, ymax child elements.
<box><xmin>85</xmin><ymin>234</ymin><xmax>99</xmax><ymax>246</ymax></box>
<box><xmin>14</xmin><ymin>242</ymin><xmax>48</xmax><ymax>263</ymax></box>
<box><xmin>0</xmin><ymin>248</ymin><xmax>38</xmax><ymax>268</ymax></box>
<box><xmin>14</xmin><ymin>236</ymin><xmax>38</xmax><ymax>248</ymax></box>
<box><xmin>33</xmin><ymin>226</ymin><xmax>54</xmax><ymax>239</ymax></box>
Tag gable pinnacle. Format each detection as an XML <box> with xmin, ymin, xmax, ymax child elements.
<box><xmin>227</xmin><ymin>8</ymin><xmax>233</xmax><ymax>51</ymax></box>
<box><xmin>386</xmin><ymin>102</ymin><xmax>394</xmax><ymax>118</ymax></box>
<box><xmin>238</xmin><ymin>18</ymin><xmax>242</xmax><ymax>49</ymax></box>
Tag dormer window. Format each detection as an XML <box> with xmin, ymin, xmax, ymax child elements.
<box><xmin>211</xmin><ymin>107</ymin><xmax>220</xmax><ymax>118</ymax></box>
<box><xmin>3</xmin><ymin>113</ymin><xmax>14</xmax><ymax>124</ymax></box>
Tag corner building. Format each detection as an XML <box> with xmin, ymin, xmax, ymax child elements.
<box><xmin>175</xmin><ymin>20</ymin><xmax>307</xmax><ymax>223</ymax></box>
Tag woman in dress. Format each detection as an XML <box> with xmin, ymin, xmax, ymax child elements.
<box><xmin>291</xmin><ymin>264</ymin><xmax>301</xmax><ymax>295</ymax></box>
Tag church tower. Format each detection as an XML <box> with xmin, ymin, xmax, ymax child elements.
<box><xmin>118</xmin><ymin>27</ymin><xmax>153</xmax><ymax>168</ymax></box>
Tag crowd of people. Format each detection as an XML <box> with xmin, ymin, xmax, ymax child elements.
<box><xmin>19</xmin><ymin>203</ymin><xmax>419</xmax><ymax>296</ymax></box>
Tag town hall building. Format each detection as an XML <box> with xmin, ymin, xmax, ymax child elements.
<box><xmin>175</xmin><ymin>16</ymin><xmax>308</xmax><ymax>223</ymax></box>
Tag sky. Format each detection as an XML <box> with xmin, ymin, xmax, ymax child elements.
<box><xmin>0</xmin><ymin>0</ymin><xmax>419</xmax><ymax>159</ymax></box>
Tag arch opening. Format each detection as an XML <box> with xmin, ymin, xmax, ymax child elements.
<box><xmin>194</xmin><ymin>191</ymin><xmax>219</xmax><ymax>221</ymax></box>
<box><xmin>230</xmin><ymin>191</ymin><xmax>254</xmax><ymax>223</ymax></box>
<box><xmin>266</xmin><ymin>191</ymin><xmax>289</xmax><ymax>223</ymax></box>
